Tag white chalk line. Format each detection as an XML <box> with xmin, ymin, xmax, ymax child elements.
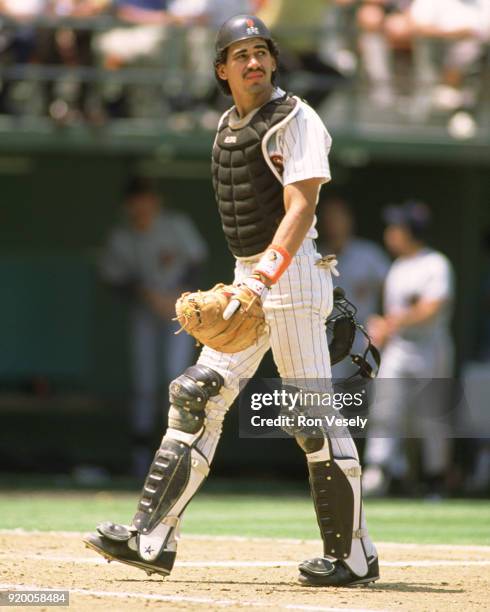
<box><xmin>1</xmin><ymin>529</ymin><xmax>489</xmax><ymax>552</ymax></box>
<box><xmin>0</xmin><ymin>583</ymin><xmax>388</xmax><ymax>612</ymax></box>
<box><xmin>2</xmin><ymin>552</ymin><xmax>490</xmax><ymax>568</ymax></box>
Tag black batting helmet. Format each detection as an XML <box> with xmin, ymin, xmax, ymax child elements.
<box><xmin>215</xmin><ymin>14</ymin><xmax>273</xmax><ymax>54</ymax></box>
<box><xmin>214</xmin><ymin>14</ymin><xmax>279</xmax><ymax>96</ymax></box>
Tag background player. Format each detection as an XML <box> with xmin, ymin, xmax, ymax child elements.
<box><xmin>85</xmin><ymin>14</ymin><xmax>380</xmax><ymax>587</ymax></box>
<box><xmin>318</xmin><ymin>195</ymin><xmax>390</xmax><ymax>380</ymax></box>
<box><xmin>99</xmin><ymin>177</ymin><xmax>208</xmax><ymax>476</ymax></box>
<box><xmin>364</xmin><ymin>201</ymin><xmax>455</xmax><ymax>496</ymax></box>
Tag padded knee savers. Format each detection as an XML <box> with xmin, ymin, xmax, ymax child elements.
<box><xmin>168</xmin><ymin>365</ymin><xmax>224</xmax><ymax>433</ymax></box>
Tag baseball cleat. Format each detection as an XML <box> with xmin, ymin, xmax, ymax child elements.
<box><xmin>83</xmin><ymin>522</ymin><xmax>176</xmax><ymax>578</ymax></box>
<box><xmin>298</xmin><ymin>555</ymin><xmax>380</xmax><ymax>587</ymax></box>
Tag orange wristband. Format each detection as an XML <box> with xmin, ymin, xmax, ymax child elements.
<box><xmin>254</xmin><ymin>244</ymin><xmax>292</xmax><ymax>284</ymax></box>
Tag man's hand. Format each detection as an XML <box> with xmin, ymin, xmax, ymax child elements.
<box><xmin>223</xmin><ymin>274</ymin><xmax>270</xmax><ymax>320</ymax></box>
<box><xmin>367</xmin><ymin>315</ymin><xmax>391</xmax><ymax>348</ymax></box>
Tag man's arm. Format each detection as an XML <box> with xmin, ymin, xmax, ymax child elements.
<box><xmin>386</xmin><ymin>298</ymin><xmax>446</xmax><ymax>331</ymax></box>
<box><xmin>223</xmin><ymin>178</ymin><xmax>323</xmax><ymax>319</ymax></box>
<box><xmin>269</xmin><ymin>177</ymin><xmax>321</xmax><ymax>261</ymax></box>
<box><xmin>368</xmin><ymin>298</ymin><xmax>447</xmax><ymax>347</ymax></box>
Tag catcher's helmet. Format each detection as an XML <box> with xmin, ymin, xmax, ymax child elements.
<box><xmin>214</xmin><ymin>15</ymin><xmax>279</xmax><ymax>95</ymax></box>
<box><xmin>215</xmin><ymin>14</ymin><xmax>273</xmax><ymax>55</ymax></box>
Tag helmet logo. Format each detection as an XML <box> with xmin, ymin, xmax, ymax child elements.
<box><xmin>245</xmin><ymin>18</ymin><xmax>259</xmax><ymax>36</ymax></box>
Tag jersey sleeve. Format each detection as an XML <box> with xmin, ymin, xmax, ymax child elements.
<box><xmin>421</xmin><ymin>254</ymin><xmax>454</xmax><ymax>302</ymax></box>
<box><xmin>279</xmin><ymin>103</ymin><xmax>332</xmax><ymax>186</ymax></box>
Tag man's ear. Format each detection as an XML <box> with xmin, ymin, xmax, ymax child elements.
<box><xmin>271</xmin><ymin>57</ymin><xmax>277</xmax><ymax>72</ymax></box>
<box><xmin>217</xmin><ymin>64</ymin><xmax>228</xmax><ymax>82</ymax></box>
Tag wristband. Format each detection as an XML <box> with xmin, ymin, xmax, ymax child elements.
<box><xmin>254</xmin><ymin>244</ymin><xmax>292</xmax><ymax>285</ymax></box>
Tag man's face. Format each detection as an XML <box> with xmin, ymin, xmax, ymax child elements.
<box><xmin>126</xmin><ymin>192</ymin><xmax>159</xmax><ymax>231</ymax></box>
<box><xmin>383</xmin><ymin>224</ymin><xmax>413</xmax><ymax>256</ymax></box>
<box><xmin>217</xmin><ymin>37</ymin><xmax>276</xmax><ymax>97</ymax></box>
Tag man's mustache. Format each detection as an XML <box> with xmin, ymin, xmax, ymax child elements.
<box><xmin>243</xmin><ymin>68</ymin><xmax>265</xmax><ymax>77</ymax></box>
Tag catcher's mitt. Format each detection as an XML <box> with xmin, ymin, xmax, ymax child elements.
<box><xmin>174</xmin><ymin>283</ymin><xmax>267</xmax><ymax>353</ymax></box>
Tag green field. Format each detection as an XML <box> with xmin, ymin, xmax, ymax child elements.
<box><xmin>1</xmin><ymin>480</ymin><xmax>489</xmax><ymax>545</ymax></box>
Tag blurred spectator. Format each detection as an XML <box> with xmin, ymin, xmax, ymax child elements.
<box><xmin>344</xmin><ymin>0</ymin><xmax>414</xmax><ymax>106</ymax></box>
<box><xmin>37</xmin><ymin>0</ymin><xmax>111</xmax><ymax>123</ymax></box>
<box><xmin>0</xmin><ymin>0</ymin><xmax>48</xmax><ymax>114</ymax></box>
<box><xmin>317</xmin><ymin>195</ymin><xmax>390</xmax><ymax>379</ymax></box>
<box><xmin>96</xmin><ymin>0</ymin><xmax>175</xmax><ymax>63</ymax></box>
<box><xmin>99</xmin><ymin>177</ymin><xmax>208</xmax><ymax>476</ymax></box>
<box><xmin>93</xmin><ymin>0</ymin><xmax>183</xmax><ymax>118</ymax></box>
<box><xmin>410</xmin><ymin>0</ymin><xmax>490</xmax><ymax>115</ymax></box>
<box><xmin>166</xmin><ymin>0</ymin><xmax>255</xmax><ymax>112</ymax></box>
<box><xmin>169</xmin><ymin>0</ymin><xmax>257</xmax><ymax>27</ymax></box>
<box><xmin>258</xmin><ymin>0</ymin><xmax>345</xmax><ymax>107</ymax></box>
<box><xmin>0</xmin><ymin>0</ymin><xmax>46</xmax><ymax>21</ymax></box>
<box><xmin>363</xmin><ymin>201</ymin><xmax>455</xmax><ymax>497</ymax></box>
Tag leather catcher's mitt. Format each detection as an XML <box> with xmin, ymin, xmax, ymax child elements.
<box><xmin>175</xmin><ymin>283</ymin><xmax>267</xmax><ymax>353</ymax></box>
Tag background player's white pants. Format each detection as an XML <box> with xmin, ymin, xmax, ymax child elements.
<box><xmin>364</xmin><ymin>336</ymin><xmax>454</xmax><ymax>477</ymax></box>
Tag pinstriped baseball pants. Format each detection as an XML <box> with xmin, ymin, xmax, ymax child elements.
<box><xmin>194</xmin><ymin>239</ymin><xmax>360</xmax><ymax>463</ymax></box>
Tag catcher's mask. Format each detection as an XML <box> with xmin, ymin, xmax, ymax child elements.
<box><xmin>327</xmin><ymin>287</ymin><xmax>381</xmax><ymax>380</ymax></box>
<box><xmin>214</xmin><ymin>14</ymin><xmax>280</xmax><ymax>96</ymax></box>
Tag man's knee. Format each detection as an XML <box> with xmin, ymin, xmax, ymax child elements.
<box><xmin>168</xmin><ymin>364</ymin><xmax>224</xmax><ymax>434</ymax></box>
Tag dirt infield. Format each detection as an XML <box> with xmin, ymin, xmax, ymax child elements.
<box><xmin>1</xmin><ymin>532</ymin><xmax>489</xmax><ymax>611</ymax></box>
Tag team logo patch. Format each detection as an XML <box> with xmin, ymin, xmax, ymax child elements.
<box><xmin>270</xmin><ymin>153</ymin><xmax>284</xmax><ymax>176</ymax></box>
<box><xmin>245</xmin><ymin>19</ymin><xmax>259</xmax><ymax>36</ymax></box>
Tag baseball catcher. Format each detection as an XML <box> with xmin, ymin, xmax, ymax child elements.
<box><xmin>84</xmin><ymin>14</ymin><xmax>380</xmax><ymax>587</ymax></box>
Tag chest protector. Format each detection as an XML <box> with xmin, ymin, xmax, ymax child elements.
<box><xmin>212</xmin><ymin>94</ymin><xmax>298</xmax><ymax>257</ymax></box>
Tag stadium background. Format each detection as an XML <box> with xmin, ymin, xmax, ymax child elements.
<box><xmin>0</xmin><ymin>3</ymin><xmax>489</xmax><ymax>610</ymax></box>
<box><xmin>1</xmin><ymin>7</ymin><xmax>489</xmax><ymax>477</ymax></box>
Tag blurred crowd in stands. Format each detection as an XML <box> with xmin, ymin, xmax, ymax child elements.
<box><xmin>0</xmin><ymin>0</ymin><xmax>489</xmax><ymax>128</ymax></box>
